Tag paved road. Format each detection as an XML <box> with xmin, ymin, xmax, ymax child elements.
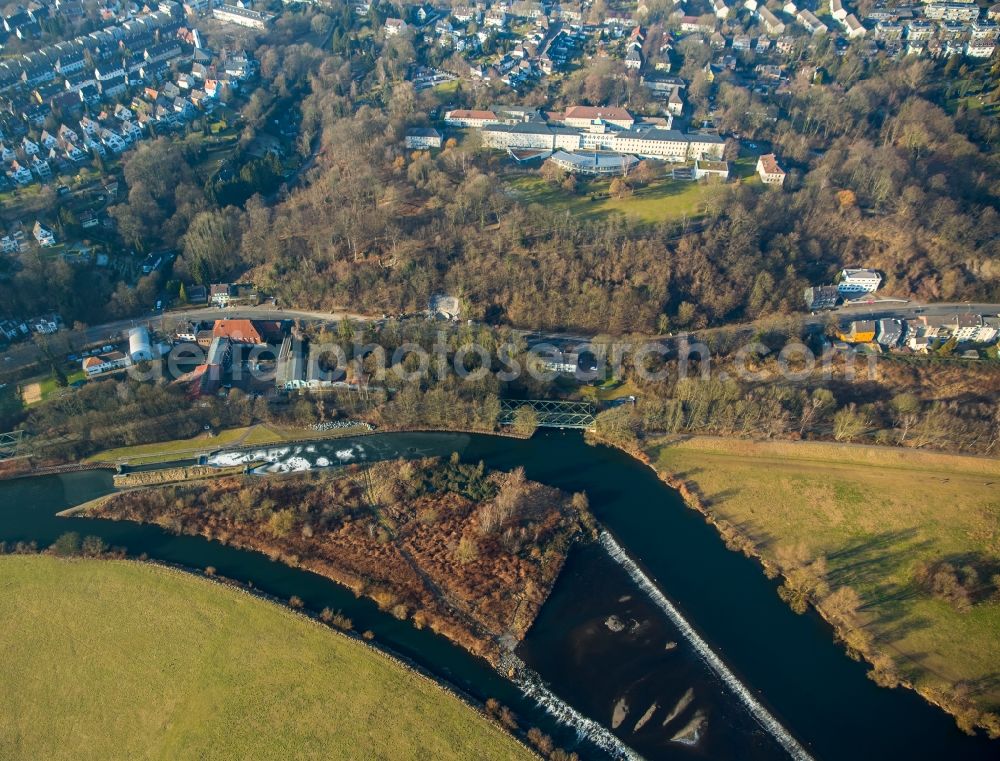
<box><xmin>3</xmin><ymin>300</ymin><xmax>998</xmax><ymax>376</ymax></box>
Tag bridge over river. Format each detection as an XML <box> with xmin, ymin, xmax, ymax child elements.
<box><xmin>498</xmin><ymin>399</ymin><xmax>596</xmax><ymax>430</ymax></box>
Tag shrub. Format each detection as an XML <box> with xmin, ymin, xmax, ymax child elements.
<box><xmin>50</xmin><ymin>532</ymin><xmax>82</xmax><ymax>557</ymax></box>
<box><xmin>81</xmin><ymin>535</ymin><xmax>108</xmax><ymax>556</ymax></box>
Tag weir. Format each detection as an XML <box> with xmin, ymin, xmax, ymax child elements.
<box><xmin>513</xmin><ymin>667</ymin><xmax>644</xmax><ymax>761</ymax></box>
<box><xmin>599</xmin><ymin>532</ymin><xmax>815</xmax><ymax>761</ymax></box>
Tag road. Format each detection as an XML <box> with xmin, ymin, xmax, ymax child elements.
<box><xmin>2</xmin><ymin>300</ymin><xmax>998</xmax><ymax>377</ymax></box>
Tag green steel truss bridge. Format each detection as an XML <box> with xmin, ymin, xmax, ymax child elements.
<box><xmin>0</xmin><ymin>430</ymin><xmax>25</xmax><ymax>460</ymax></box>
<box><xmin>499</xmin><ymin>399</ymin><xmax>596</xmax><ymax>429</ymax></box>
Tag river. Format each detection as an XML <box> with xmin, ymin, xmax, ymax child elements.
<box><xmin>1</xmin><ymin>430</ymin><xmax>996</xmax><ymax>761</ymax></box>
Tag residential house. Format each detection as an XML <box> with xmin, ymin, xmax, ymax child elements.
<box><xmin>101</xmin><ymin>129</ymin><xmax>127</xmax><ymax>153</ymax></box>
<box><xmin>33</xmin><ymin>221</ymin><xmax>56</xmax><ymax>246</ymax></box>
<box><xmin>210</xmin><ymin>283</ymin><xmax>259</xmax><ymax>308</ymax></box>
<box><xmin>758</xmin><ymin>7</ymin><xmax>786</xmax><ymax>34</ymax></box>
<box><xmin>797</xmin><ymin>10</ymin><xmax>828</xmax><ymax>34</ymax></box>
<box><xmin>384</xmin><ymin>17</ymin><xmax>407</xmax><ymax>35</ymax></box>
<box><xmin>8</xmin><ymin>161</ymin><xmax>33</xmax><ymax>185</ymax></box>
<box><xmin>484</xmin><ymin>9</ymin><xmax>507</xmax><ymax>27</ymax></box>
<box><xmin>756</xmin><ymin>153</ymin><xmax>786</xmax><ymax>185</ymax></box>
<box><xmin>30</xmin><ymin>156</ymin><xmax>51</xmax><ymax>180</ymax></box>
<box><xmin>1</xmin><ymin>235</ymin><xmax>20</xmax><ymax>254</ymax></box>
<box><xmin>82</xmin><ymin>351</ymin><xmax>131</xmax><ymax>375</ymax></box>
<box><xmin>804</xmin><ymin>285</ymin><xmax>839</xmax><ymax>311</ymax></box>
<box><xmin>845</xmin><ymin>14</ymin><xmax>866</xmax><ymax>37</ymax></box>
<box><xmin>837</xmin><ymin>320</ymin><xmax>877</xmax><ymax>343</ymax></box>
<box><xmin>876</xmin><ymin>319</ymin><xmax>904</xmax><ymax>347</ymax></box>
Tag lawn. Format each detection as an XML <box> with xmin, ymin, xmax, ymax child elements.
<box><xmin>648</xmin><ymin>436</ymin><xmax>1000</xmax><ymax>715</ymax></box>
<box><xmin>505</xmin><ymin>173</ymin><xmax>727</xmax><ymax>224</ymax></box>
<box><xmin>0</xmin><ymin>556</ymin><xmax>531</xmax><ymax>761</ymax></box>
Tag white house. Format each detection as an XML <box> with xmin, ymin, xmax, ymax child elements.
<box><xmin>31</xmin><ymin>156</ymin><xmax>51</xmax><ymax>180</ymax></box>
<box><xmin>9</xmin><ymin>162</ymin><xmax>33</xmax><ymax>185</ymax></box>
<box><xmin>844</xmin><ymin>14</ymin><xmax>866</xmax><ymax>38</ymax></box>
<box><xmin>82</xmin><ymin>351</ymin><xmax>131</xmax><ymax>375</ymax></box>
<box><xmin>405</xmin><ymin>127</ymin><xmax>443</xmax><ymax>149</ymax></box>
<box><xmin>33</xmin><ymin>221</ymin><xmax>56</xmax><ymax>247</ymax></box>
<box><xmin>837</xmin><ymin>268</ymin><xmax>882</xmax><ymax>296</ymax></box>
<box><xmin>756</xmin><ymin>153</ymin><xmax>786</xmax><ymax>185</ymax></box>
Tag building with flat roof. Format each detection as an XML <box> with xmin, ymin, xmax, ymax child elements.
<box><xmin>211</xmin><ymin>4</ymin><xmax>274</xmax><ymax>29</ymax></box>
<box><xmin>549</xmin><ymin>151</ymin><xmax>639</xmax><ymax>175</ymax></box>
<box><xmin>837</xmin><ymin>268</ymin><xmax>882</xmax><ymax>295</ymax></box>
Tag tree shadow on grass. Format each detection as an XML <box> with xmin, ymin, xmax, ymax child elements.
<box><xmin>826</xmin><ymin>530</ymin><xmax>936</xmax><ymax>640</ymax></box>
<box><xmin>827</xmin><ymin>529</ymin><xmax>932</xmax><ymax>592</ymax></box>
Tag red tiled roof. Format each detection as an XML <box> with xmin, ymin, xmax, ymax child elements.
<box><xmin>563</xmin><ymin>105</ymin><xmax>633</xmax><ymax>121</ymax></box>
<box><xmin>758</xmin><ymin>153</ymin><xmax>785</xmax><ymax>175</ymax></box>
<box><xmin>213</xmin><ymin>319</ymin><xmax>263</xmax><ymax>344</ymax></box>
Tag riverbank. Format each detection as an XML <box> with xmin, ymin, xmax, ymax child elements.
<box><xmin>633</xmin><ymin>434</ymin><xmax>1000</xmax><ymax>739</ymax></box>
<box><xmin>0</xmin><ymin>554</ymin><xmax>538</xmax><ymax>761</ymax></box>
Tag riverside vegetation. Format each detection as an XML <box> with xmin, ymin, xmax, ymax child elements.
<box><xmin>85</xmin><ymin>456</ymin><xmax>595</xmax><ymax>662</ymax></box>
<box><xmin>646</xmin><ymin>436</ymin><xmax>1000</xmax><ymax>738</ymax></box>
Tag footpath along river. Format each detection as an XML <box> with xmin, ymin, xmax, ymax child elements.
<box><xmin>1</xmin><ymin>430</ymin><xmax>996</xmax><ymax>760</ymax></box>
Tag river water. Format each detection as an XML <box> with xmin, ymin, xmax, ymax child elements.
<box><xmin>1</xmin><ymin>430</ymin><xmax>996</xmax><ymax>761</ymax></box>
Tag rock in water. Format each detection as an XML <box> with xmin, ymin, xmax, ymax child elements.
<box><xmin>632</xmin><ymin>702</ymin><xmax>658</xmax><ymax>732</ymax></box>
<box><xmin>662</xmin><ymin>687</ymin><xmax>695</xmax><ymax>727</ymax></box>
<box><xmin>670</xmin><ymin>711</ymin><xmax>706</xmax><ymax>746</ymax></box>
<box><xmin>604</xmin><ymin>615</ymin><xmax>625</xmax><ymax>633</ymax></box>
<box><xmin>611</xmin><ymin>697</ymin><xmax>629</xmax><ymax>729</ymax></box>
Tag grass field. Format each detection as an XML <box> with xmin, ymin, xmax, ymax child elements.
<box><xmin>649</xmin><ymin>437</ymin><xmax>1000</xmax><ymax>714</ymax></box>
<box><xmin>86</xmin><ymin>422</ymin><xmax>373</xmax><ymax>465</ymax></box>
<box><xmin>0</xmin><ymin>556</ymin><xmax>532</xmax><ymax>761</ymax></box>
<box><xmin>506</xmin><ymin>174</ymin><xmax>725</xmax><ymax>224</ymax></box>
